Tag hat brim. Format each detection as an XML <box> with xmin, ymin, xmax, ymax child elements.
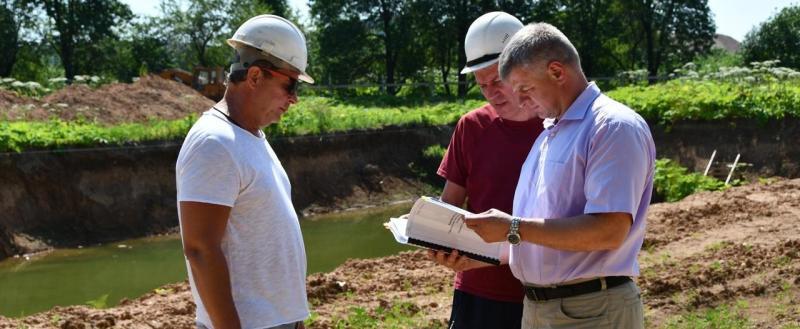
<box><xmin>460</xmin><ymin>58</ymin><xmax>499</xmax><ymax>74</ymax></box>
<box><xmin>298</xmin><ymin>72</ymin><xmax>314</xmax><ymax>84</ymax></box>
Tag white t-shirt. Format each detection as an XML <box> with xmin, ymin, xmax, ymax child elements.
<box><xmin>176</xmin><ymin>109</ymin><xmax>309</xmax><ymax>329</ymax></box>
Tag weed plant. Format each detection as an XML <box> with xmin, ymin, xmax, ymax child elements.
<box><xmin>653</xmin><ymin>159</ymin><xmax>727</xmax><ymax>202</ymax></box>
<box><xmin>609</xmin><ymin>61</ymin><xmax>800</xmax><ymax>125</ymax></box>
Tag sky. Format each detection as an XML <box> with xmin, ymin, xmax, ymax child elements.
<box><xmin>122</xmin><ymin>0</ymin><xmax>798</xmax><ymax>42</ymax></box>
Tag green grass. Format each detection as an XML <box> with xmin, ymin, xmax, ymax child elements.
<box><xmin>663</xmin><ymin>303</ymin><xmax>753</xmax><ymax>329</ymax></box>
<box><xmin>0</xmin><ymin>97</ymin><xmax>483</xmax><ymax>152</ymax></box>
<box><xmin>316</xmin><ymin>302</ymin><xmax>445</xmax><ymax>329</ymax></box>
<box><xmin>263</xmin><ymin>97</ymin><xmax>481</xmax><ymax>137</ymax></box>
<box><xmin>0</xmin><ymin>117</ymin><xmax>196</xmax><ymax>152</ymax></box>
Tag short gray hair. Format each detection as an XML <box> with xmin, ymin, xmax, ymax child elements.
<box><xmin>498</xmin><ymin>23</ymin><xmax>581</xmax><ymax>80</ymax></box>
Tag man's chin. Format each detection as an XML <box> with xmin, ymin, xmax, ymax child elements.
<box><xmin>492</xmin><ymin>103</ymin><xmax>513</xmax><ymax>113</ymax></box>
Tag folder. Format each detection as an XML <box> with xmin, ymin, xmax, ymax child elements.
<box><xmin>386</xmin><ymin>196</ymin><xmax>503</xmax><ymax>265</ymax></box>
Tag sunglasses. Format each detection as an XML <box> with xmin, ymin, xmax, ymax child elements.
<box><xmin>263</xmin><ymin>68</ymin><xmax>299</xmax><ymax>95</ymax></box>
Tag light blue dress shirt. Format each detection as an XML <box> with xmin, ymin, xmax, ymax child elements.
<box><xmin>510</xmin><ymin>82</ymin><xmax>656</xmax><ymax>285</ymax></box>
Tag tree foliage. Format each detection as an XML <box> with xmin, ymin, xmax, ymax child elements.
<box><xmin>741</xmin><ymin>5</ymin><xmax>800</xmax><ymax>69</ymax></box>
<box><xmin>531</xmin><ymin>0</ymin><xmax>714</xmax><ymax>78</ymax></box>
<box><xmin>0</xmin><ymin>0</ymin><xmax>37</xmax><ymax>77</ymax></box>
<box><xmin>160</xmin><ymin>0</ymin><xmax>228</xmax><ymax>68</ymax></box>
<box><xmin>37</xmin><ymin>0</ymin><xmax>133</xmax><ymax>81</ymax></box>
<box><xmin>8</xmin><ymin>0</ymin><xmax>795</xmax><ymax>97</ymax></box>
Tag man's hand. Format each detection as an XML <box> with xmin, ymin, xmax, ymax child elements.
<box><xmin>464</xmin><ymin>208</ymin><xmax>513</xmax><ymax>243</ymax></box>
<box><xmin>427</xmin><ymin>249</ymin><xmax>492</xmax><ymax>272</ymax></box>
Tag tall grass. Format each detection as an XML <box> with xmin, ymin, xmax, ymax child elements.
<box><xmin>0</xmin><ymin>98</ymin><xmax>483</xmax><ymax>152</ymax></box>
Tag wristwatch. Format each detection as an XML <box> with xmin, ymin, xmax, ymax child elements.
<box><xmin>507</xmin><ymin>216</ymin><xmax>521</xmax><ymax>245</ymax></box>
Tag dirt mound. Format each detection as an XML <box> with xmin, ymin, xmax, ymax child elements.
<box><xmin>0</xmin><ymin>76</ymin><xmax>213</xmax><ymax>124</ymax></box>
<box><xmin>1</xmin><ymin>179</ymin><xmax>798</xmax><ymax>328</ymax></box>
<box><xmin>0</xmin><ymin>89</ymin><xmax>26</xmax><ymax>109</ymax></box>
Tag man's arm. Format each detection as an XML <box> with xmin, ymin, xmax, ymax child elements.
<box><xmin>180</xmin><ymin>201</ymin><xmax>242</xmax><ymax>329</ymax></box>
<box><xmin>439</xmin><ymin>180</ymin><xmax>467</xmax><ymax>207</ymax></box>
<box><xmin>427</xmin><ymin>181</ymin><xmax>495</xmax><ymax>271</ymax></box>
<box><xmin>465</xmin><ymin>209</ymin><xmax>631</xmax><ymax>252</ymax></box>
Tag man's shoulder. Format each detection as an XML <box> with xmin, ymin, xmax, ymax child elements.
<box><xmin>180</xmin><ymin>111</ymin><xmax>243</xmax><ymax>159</ymax></box>
<box><xmin>188</xmin><ymin>111</ymin><xmax>237</xmax><ymax>142</ymax></box>
<box><xmin>590</xmin><ymin>94</ymin><xmax>649</xmax><ymax>128</ymax></box>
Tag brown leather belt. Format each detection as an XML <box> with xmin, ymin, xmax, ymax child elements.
<box><xmin>524</xmin><ymin>276</ymin><xmax>631</xmax><ymax>301</ymax></box>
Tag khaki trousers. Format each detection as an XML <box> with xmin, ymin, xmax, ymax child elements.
<box><xmin>521</xmin><ymin>280</ymin><xmax>644</xmax><ymax>329</ymax></box>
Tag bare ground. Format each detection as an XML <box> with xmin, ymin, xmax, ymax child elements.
<box><xmin>0</xmin><ymin>76</ymin><xmax>213</xmax><ymax>125</ymax></box>
<box><xmin>1</xmin><ymin>178</ymin><xmax>798</xmax><ymax>328</ymax></box>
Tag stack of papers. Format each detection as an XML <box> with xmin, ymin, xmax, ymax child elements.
<box><xmin>386</xmin><ymin>197</ymin><xmax>502</xmax><ymax>265</ymax></box>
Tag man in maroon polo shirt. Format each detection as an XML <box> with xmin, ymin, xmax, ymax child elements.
<box><xmin>428</xmin><ymin>11</ymin><xmax>544</xmax><ymax>329</ymax></box>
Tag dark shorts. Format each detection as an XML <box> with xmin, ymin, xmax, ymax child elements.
<box><xmin>449</xmin><ymin>289</ymin><xmax>524</xmax><ymax>329</ymax></box>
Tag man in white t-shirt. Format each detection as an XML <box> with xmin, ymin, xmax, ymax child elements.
<box><xmin>175</xmin><ymin>15</ymin><xmax>315</xmax><ymax>329</ymax></box>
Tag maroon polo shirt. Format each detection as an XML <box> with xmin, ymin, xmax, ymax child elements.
<box><xmin>437</xmin><ymin>104</ymin><xmax>544</xmax><ymax>302</ymax></box>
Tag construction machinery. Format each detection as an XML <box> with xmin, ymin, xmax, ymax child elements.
<box><xmin>159</xmin><ymin>66</ymin><xmax>226</xmax><ymax>101</ymax></box>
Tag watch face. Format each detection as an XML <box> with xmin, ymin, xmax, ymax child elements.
<box><xmin>507</xmin><ymin>233</ymin><xmax>521</xmax><ymax>245</ymax></box>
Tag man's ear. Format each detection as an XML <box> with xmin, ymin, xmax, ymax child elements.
<box><xmin>246</xmin><ymin>66</ymin><xmax>262</xmax><ymax>89</ymax></box>
<box><xmin>546</xmin><ymin>61</ymin><xmax>566</xmax><ymax>84</ymax></box>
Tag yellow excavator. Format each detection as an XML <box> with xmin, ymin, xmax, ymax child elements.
<box><xmin>159</xmin><ymin>66</ymin><xmax>226</xmax><ymax>101</ymax></box>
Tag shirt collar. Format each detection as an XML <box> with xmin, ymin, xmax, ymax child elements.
<box><xmin>559</xmin><ymin>82</ymin><xmax>602</xmax><ymax>122</ymax></box>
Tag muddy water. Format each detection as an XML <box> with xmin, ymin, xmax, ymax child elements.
<box><xmin>0</xmin><ymin>203</ymin><xmax>412</xmax><ymax>317</ymax></box>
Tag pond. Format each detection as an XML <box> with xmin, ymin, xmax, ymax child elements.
<box><xmin>0</xmin><ymin>203</ymin><xmax>412</xmax><ymax>317</ymax></box>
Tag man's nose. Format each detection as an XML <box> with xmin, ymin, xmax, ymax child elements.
<box><xmin>487</xmin><ymin>85</ymin><xmax>503</xmax><ymax>99</ymax></box>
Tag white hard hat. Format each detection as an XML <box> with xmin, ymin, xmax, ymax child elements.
<box><xmin>227</xmin><ymin>14</ymin><xmax>314</xmax><ymax>83</ymax></box>
<box><xmin>461</xmin><ymin>12</ymin><xmax>523</xmax><ymax>74</ymax></box>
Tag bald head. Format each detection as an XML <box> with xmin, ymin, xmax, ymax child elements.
<box><xmin>498</xmin><ymin>23</ymin><xmax>581</xmax><ymax>80</ymax></box>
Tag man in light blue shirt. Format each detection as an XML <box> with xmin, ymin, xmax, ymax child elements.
<box><xmin>465</xmin><ymin>23</ymin><xmax>655</xmax><ymax>328</ymax></box>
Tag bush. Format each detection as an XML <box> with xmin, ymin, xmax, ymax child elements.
<box><xmin>0</xmin><ymin>117</ymin><xmax>195</xmax><ymax>152</ymax></box>
<box><xmin>0</xmin><ymin>98</ymin><xmax>483</xmax><ymax>152</ymax></box>
<box><xmin>653</xmin><ymin>159</ymin><xmax>727</xmax><ymax>202</ymax></box>
<box><xmin>608</xmin><ymin>62</ymin><xmax>800</xmax><ymax>125</ymax></box>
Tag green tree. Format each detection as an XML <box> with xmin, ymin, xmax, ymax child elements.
<box><xmin>408</xmin><ymin>0</ymin><xmax>457</xmax><ymax>95</ymax></box>
<box><xmin>530</xmin><ymin>0</ymin><xmax>714</xmax><ymax>79</ymax></box>
<box><xmin>531</xmin><ymin>0</ymin><xmax>631</xmax><ymax>77</ymax></box>
<box><xmin>257</xmin><ymin>0</ymin><xmax>289</xmax><ymax>17</ymax></box>
<box><xmin>0</xmin><ymin>0</ymin><xmax>36</xmax><ymax>77</ymax></box>
<box><xmin>308</xmin><ymin>12</ymin><xmax>382</xmax><ymax>88</ymax></box>
<box><xmin>409</xmin><ymin>0</ymin><xmax>516</xmax><ymax>97</ymax></box>
<box><xmin>623</xmin><ymin>0</ymin><xmax>715</xmax><ymax>79</ymax></box>
<box><xmin>160</xmin><ymin>0</ymin><xmax>228</xmax><ymax>68</ymax></box>
<box><xmin>311</xmin><ymin>0</ymin><xmax>427</xmax><ymax>95</ymax></box>
<box><xmin>10</xmin><ymin>41</ymin><xmax>64</xmax><ymax>82</ymax></box>
<box><xmin>38</xmin><ymin>0</ymin><xmax>133</xmax><ymax>80</ymax></box>
<box><xmin>130</xmin><ymin>19</ymin><xmax>175</xmax><ymax>75</ymax></box>
<box><xmin>741</xmin><ymin>5</ymin><xmax>800</xmax><ymax>69</ymax></box>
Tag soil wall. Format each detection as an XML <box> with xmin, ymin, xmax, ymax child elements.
<box><xmin>0</xmin><ymin>119</ymin><xmax>797</xmax><ymax>260</ymax></box>
<box><xmin>650</xmin><ymin>118</ymin><xmax>799</xmax><ymax>179</ymax></box>
<box><xmin>0</xmin><ymin>127</ymin><xmax>453</xmax><ymax>259</ymax></box>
